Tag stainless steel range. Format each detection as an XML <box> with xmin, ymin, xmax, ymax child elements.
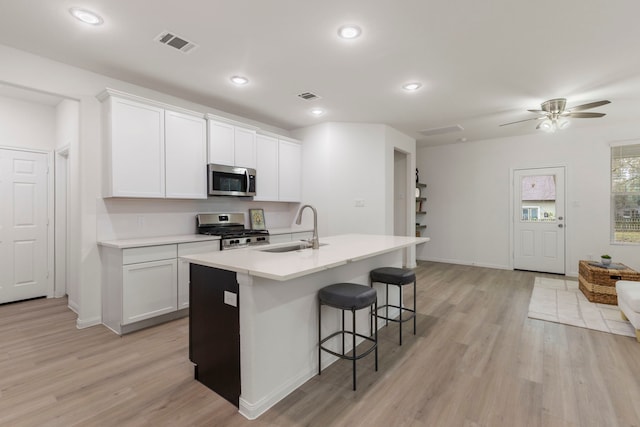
<box><xmin>196</xmin><ymin>212</ymin><xmax>269</xmax><ymax>250</ymax></box>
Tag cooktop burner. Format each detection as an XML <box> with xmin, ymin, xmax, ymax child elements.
<box><xmin>196</xmin><ymin>212</ymin><xmax>270</xmax><ymax>249</ymax></box>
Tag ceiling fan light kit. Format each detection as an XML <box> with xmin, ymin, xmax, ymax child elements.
<box><xmin>501</xmin><ymin>98</ymin><xmax>610</xmax><ymax>132</ymax></box>
<box><xmin>537</xmin><ymin>117</ymin><xmax>570</xmax><ymax>133</ymax></box>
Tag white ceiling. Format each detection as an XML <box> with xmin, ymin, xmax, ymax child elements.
<box><xmin>1</xmin><ymin>0</ymin><xmax>639</xmax><ymax>146</ymax></box>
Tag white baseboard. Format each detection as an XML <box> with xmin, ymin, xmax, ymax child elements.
<box><xmin>76</xmin><ymin>316</ymin><xmax>101</xmax><ymax>329</ymax></box>
<box><xmin>239</xmin><ymin>367</ymin><xmax>317</xmax><ymax>420</ymax></box>
<box><xmin>417</xmin><ymin>256</ymin><xmax>510</xmax><ymax>271</ymax></box>
<box><xmin>418</xmin><ymin>256</ymin><xmax>579</xmax><ymax>277</ymax></box>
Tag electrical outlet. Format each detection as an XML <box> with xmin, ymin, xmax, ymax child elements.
<box><xmin>355</xmin><ymin>199</ymin><xmax>365</xmax><ymax>207</ymax></box>
<box><xmin>224</xmin><ymin>291</ymin><xmax>238</xmax><ymax>307</ymax></box>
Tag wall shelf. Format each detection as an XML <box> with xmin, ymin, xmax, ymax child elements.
<box><xmin>415</xmin><ymin>182</ymin><xmax>427</xmax><ymax>236</ymax></box>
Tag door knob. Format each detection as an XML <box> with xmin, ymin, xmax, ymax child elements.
<box><xmin>558</xmin><ymin>224</ymin><xmax>564</xmax><ymax>228</ymax></box>
<box><xmin>558</xmin><ymin>216</ymin><xmax>564</xmax><ymax>220</ymax></box>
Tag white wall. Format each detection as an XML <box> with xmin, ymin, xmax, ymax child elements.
<box><xmin>0</xmin><ymin>43</ymin><xmax>293</xmax><ymax>328</ymax></box>
<box><xmin>0</xmin><ymin>94</ymin><xmax>56</xmax><ymax>150</ymax></box>
<box><xmin>292</xmin><ymin>122</ymin><xmax>419</xmax><ymax>266</ymax></box>
<box><xmin>97</xmin><ymin>198</ymin><xmax>301</xmax><ymax>241</ymax></box>
<box><xmin>416</xmin><ymin>122</ymin><xmax>640</xmax><ymax>275</ymax></box>
<box><xmin>293</xmin><ymin>122</ymin><xmax>387</xmax><ymax>236</ymax></box>
<box><xmin>55</xmin><ymin>99</ymin><xmax>79</xmax><ymax>309</ymax></box>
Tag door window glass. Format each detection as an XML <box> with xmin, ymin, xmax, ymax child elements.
<box><xmin>520</xmin><ymin>175</ymin><xmax>556</xmax><ymax>222</ymax></box>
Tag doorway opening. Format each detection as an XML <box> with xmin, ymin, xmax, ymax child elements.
<box><xmin>394</xmin><ymin>150</ymin><xmax>408</xmax><ymax>236</ymax></box>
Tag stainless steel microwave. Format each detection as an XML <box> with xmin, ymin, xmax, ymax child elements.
<box><xmin>207</xmin><ymin>164</ymin><xmax>256</xmax><ymax>197</ymax></box>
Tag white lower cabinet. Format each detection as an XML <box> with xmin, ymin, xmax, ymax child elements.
<box><xmin>101</xmin><ymin>240</ymin><xmax>219</xmax><ymax>335</ymax></box>
<box><xmin>177</xmin><ymin>241</ymin><xmax>220</xmax><ymax>309</ymax></box>
<box><xmin>122</xmin><ymin>258</ymin><xmax>177</xmax><ymax>324</ymax></box>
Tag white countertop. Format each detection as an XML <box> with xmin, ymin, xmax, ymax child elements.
<box><xmin>181</xmin><ymin>234</ymin><xmax>429</xmax><ymax>281</ymax></box>
<box><xmin>98</xmin><ymin>234</ymin><xmax>220</xmax><ymax>249</ymax></box>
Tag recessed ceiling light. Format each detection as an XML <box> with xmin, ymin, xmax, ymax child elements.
<box><xmin>230</xmin><ymin>75</ymin><xmax>249</xmax><ymax>86</ymax></box>
<box><xmin>69</xmin><ymin>8</ymin><xmax>104</xmax><ymax>25</ymax></box>
<box><xmin>402</xmin><ymin>82</ymin><xmax>422</xmax><ymax>92</ymax></box>
<box><xmin>338</xmin><ymin>25</ymin><xmax>361</xmax><ymax>40</ymax></box>
<box><xmin>310</xmin><ymin>108</ymin><xmax>325</xmax><ymax>117</ymax></box>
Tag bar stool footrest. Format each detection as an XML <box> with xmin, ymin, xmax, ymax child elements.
<box><xmin>319</xmin><ymin>330</ymin><xmax>377</xmax><ymax>361</ymax></box>
<box><xmin>373</xmin><ymin>304</ymin><xmax>416</xmax><ymax>323</ymax></box>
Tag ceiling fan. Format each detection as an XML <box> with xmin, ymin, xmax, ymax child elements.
<box><xmin>500</xmin><ymin>98</ymin><xmax>611</xmax><ymax>132</ymax></box>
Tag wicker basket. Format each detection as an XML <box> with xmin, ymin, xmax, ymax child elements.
<box><xmin>578</xmin><ymin>260</ymin><xmax>640</xmax><ymax>305</ymax></box>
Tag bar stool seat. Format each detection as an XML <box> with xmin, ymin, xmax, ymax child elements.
<box><xmin>370</xmin><ymin>267</ymin><xmax>417</xmax><ymax>345</ymax></box>
<box><xmin>318</xmin><ymin>283</ymin><xmax>378</xmax><ymax>391</ymax></box>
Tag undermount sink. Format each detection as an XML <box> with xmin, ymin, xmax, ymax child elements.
<box><xmin>259</xmin><ymin>241</ymin><xmax>327</xmax><ymax>253</ymax></box>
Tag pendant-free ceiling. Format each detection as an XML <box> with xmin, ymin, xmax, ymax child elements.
<box><xmin>500</xmin><ymin>98</ymin><xmax>611</xmax><ymax>132</ymax></box>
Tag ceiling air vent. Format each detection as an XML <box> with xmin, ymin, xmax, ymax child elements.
<box><xmin>419</xmin><ymin>124</ymin><xmax>464</xmax><ymax>136</ymax></box>
<box><xmin>298</xmin><ymin>92</ymin><xmax>321</xmax><ymax>101</ymax></box>
<box><xmin>155</xmin><ymin>31</ymin><xmax>198</xmax><ymax>53</ymax></box>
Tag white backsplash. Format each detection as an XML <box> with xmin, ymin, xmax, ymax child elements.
<box><xmin>96</xmin><ymin>197</ymin><xmax>302</xmax><ymax>241</ymax></box>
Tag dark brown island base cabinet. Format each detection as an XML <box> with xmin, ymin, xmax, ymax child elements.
<box><xmin>189</xmin><ymin>264</ymin><xmax>241</xmax><ymax>407</ymax></box>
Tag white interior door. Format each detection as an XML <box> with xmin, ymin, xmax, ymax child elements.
<box><xmin>0</xmin><ymin>149</ymin><xmax>48</xmax><ymax>303</ymax></box>
<box><xmin>513</xmin><ymin>167</ymin><xmax>565</xmax><ymax>274</ymax></box>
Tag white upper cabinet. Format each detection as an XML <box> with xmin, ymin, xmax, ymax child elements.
<box><xmin>254</xmin><ymin>134</ymin><xmax>279</xmax><ymax>201</ymax></box>
<box><xmin>106</xmin><ymin>96</ymin><xmax>166</xmax><ymax>198</ymax></box>
<box><xmin>234</xmin><ymin>127</ymin><xmax>257</xmax><ymax>169</ymax></box>
<box><xmin>208</xmin><ymin>117</ymin><xmax>257</xmax><ymax>169</ymax></box>
<box><xmin>165</xmin><ymin>110</ymin><xmax>207</xmax><ymax>199</ymax></box>
<box><xmin>99</xmin><ymin>89</ymin><xmax>207</xmax><ymax>199</ymax></box>
<box><xmin>208</xmin><ymin>121</ymin><xmax>235</xmax><ymax>166</ymax></box>
<box><xmin>278</xmin><ymin>139</ymin><xmax>302</xmax><ymax>202</ymax></box>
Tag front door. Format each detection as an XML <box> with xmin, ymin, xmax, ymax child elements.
<box><xmin>513</xmin><ymin>167</ymin><xmax>565</xmax><ymax>274</ymax></box>
<box><xmin>0</xmin><ymin>149</ymin><xmax>49</xmax><ymax>303</ymax></box>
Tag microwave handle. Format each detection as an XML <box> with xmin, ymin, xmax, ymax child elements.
<box><xmin>245</xmin><ymin>169</ymin><xmax>250</xmax><ymax>191</ymax></box>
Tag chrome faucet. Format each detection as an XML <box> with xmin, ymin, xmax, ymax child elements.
<box><xmin>295</xmin><ymin>204</ymin><xmax>320</xmax><ymax>249</ymax></box>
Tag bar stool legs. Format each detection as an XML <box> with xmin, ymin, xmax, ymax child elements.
<box><xmin>318</xmin><ymin>283</ymin><xmax>378</xmax><ymax>391</ymax></box>
<box><xmin>370</xmin><ymin>267</ymin><xmax>417</xmax><ymax>346</ymax></box>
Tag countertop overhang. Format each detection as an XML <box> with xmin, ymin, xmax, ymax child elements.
<box><xmin>180</xmin><ymin>234</ymin><xmax>429</xmax><ymax>281</ymax></box>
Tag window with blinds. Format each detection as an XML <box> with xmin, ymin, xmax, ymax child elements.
<box><xmin>611</xmin><ymin>144</ymin><xmax>640</xmax><ymax>244</ymax></box>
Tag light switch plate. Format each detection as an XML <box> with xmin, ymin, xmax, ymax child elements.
<box><xmin>224</xmin><ymin>291</ymin><xmax>237</xmax><ymax>307</ymax></box>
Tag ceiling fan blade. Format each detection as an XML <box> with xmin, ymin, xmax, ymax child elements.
<box><xmin>499</xmin><ymin>116</ymin><xmax>546</xmax><ymax>127</ymax></box>
<box><xmin>567</xmin><ymin>100</ymin><xmax>611</xmax><ymax>112</ymax></box>
<box><xmin>527</xmin><ymin>109</ymin><xmax>545</xmax><ymax>113</ymax></box>
<box><xmin>566</xmin><ymin>112</ymin><xmax>606</xmax><ymax>118</ymax></box>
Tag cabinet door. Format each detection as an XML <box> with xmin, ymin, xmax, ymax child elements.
<box><xmin>165</xmin><ymin>110</ymin><xmax>207</xmax><ymax>199</ymax></box>
<box><xmin>109</xmin><ymin>97</ymin><xmax>165</xmax><ymax>198</ymax></box>
<box><xmin>234</xmin><ymin>127</ymin><xmax>256</xmax><ymax>169</ymax></box>
<box><xmin>122</xmin><ymin>259</ymin><xmax>177</xmax><ymax>324</ymax></box>
<box><xmin>254</xmin><ymin>134</ymin><xmax>279</xmax><ymax>201</ymax></box>
<box><xmin>177</xmin><ymin>241</ymin><xmax>220</xmax><ymax>309</ymax></box>
<box><xmin>208</xmin><ymin>121</ymin><xmax>235</xmax><ymax>166</ymax></box>
<box><xmin>278</xmin><ymin>140</ymin><xmax>302</xmax><ymax>202</ymax></box>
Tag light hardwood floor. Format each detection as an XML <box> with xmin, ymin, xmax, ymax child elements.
<box><xmin>2</xmin><ymin>261</ymin><xmax>640</xmax><ymax>426</ymax></box>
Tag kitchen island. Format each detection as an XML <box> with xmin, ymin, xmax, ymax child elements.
<box><xmin>181</xmin><ymin>233</ymin><xmax>429</xmax><ymax>419</ymax></box>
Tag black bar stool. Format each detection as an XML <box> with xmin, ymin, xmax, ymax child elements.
<box><xmin>370</xmin><ymin>267</ymin><xmax>416</xmax><ymax>345</ymax></box>
<box><xmin>318</xmin><ymin>283</ymin><xmax>378</xmax><ymax>391</ymax></box>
